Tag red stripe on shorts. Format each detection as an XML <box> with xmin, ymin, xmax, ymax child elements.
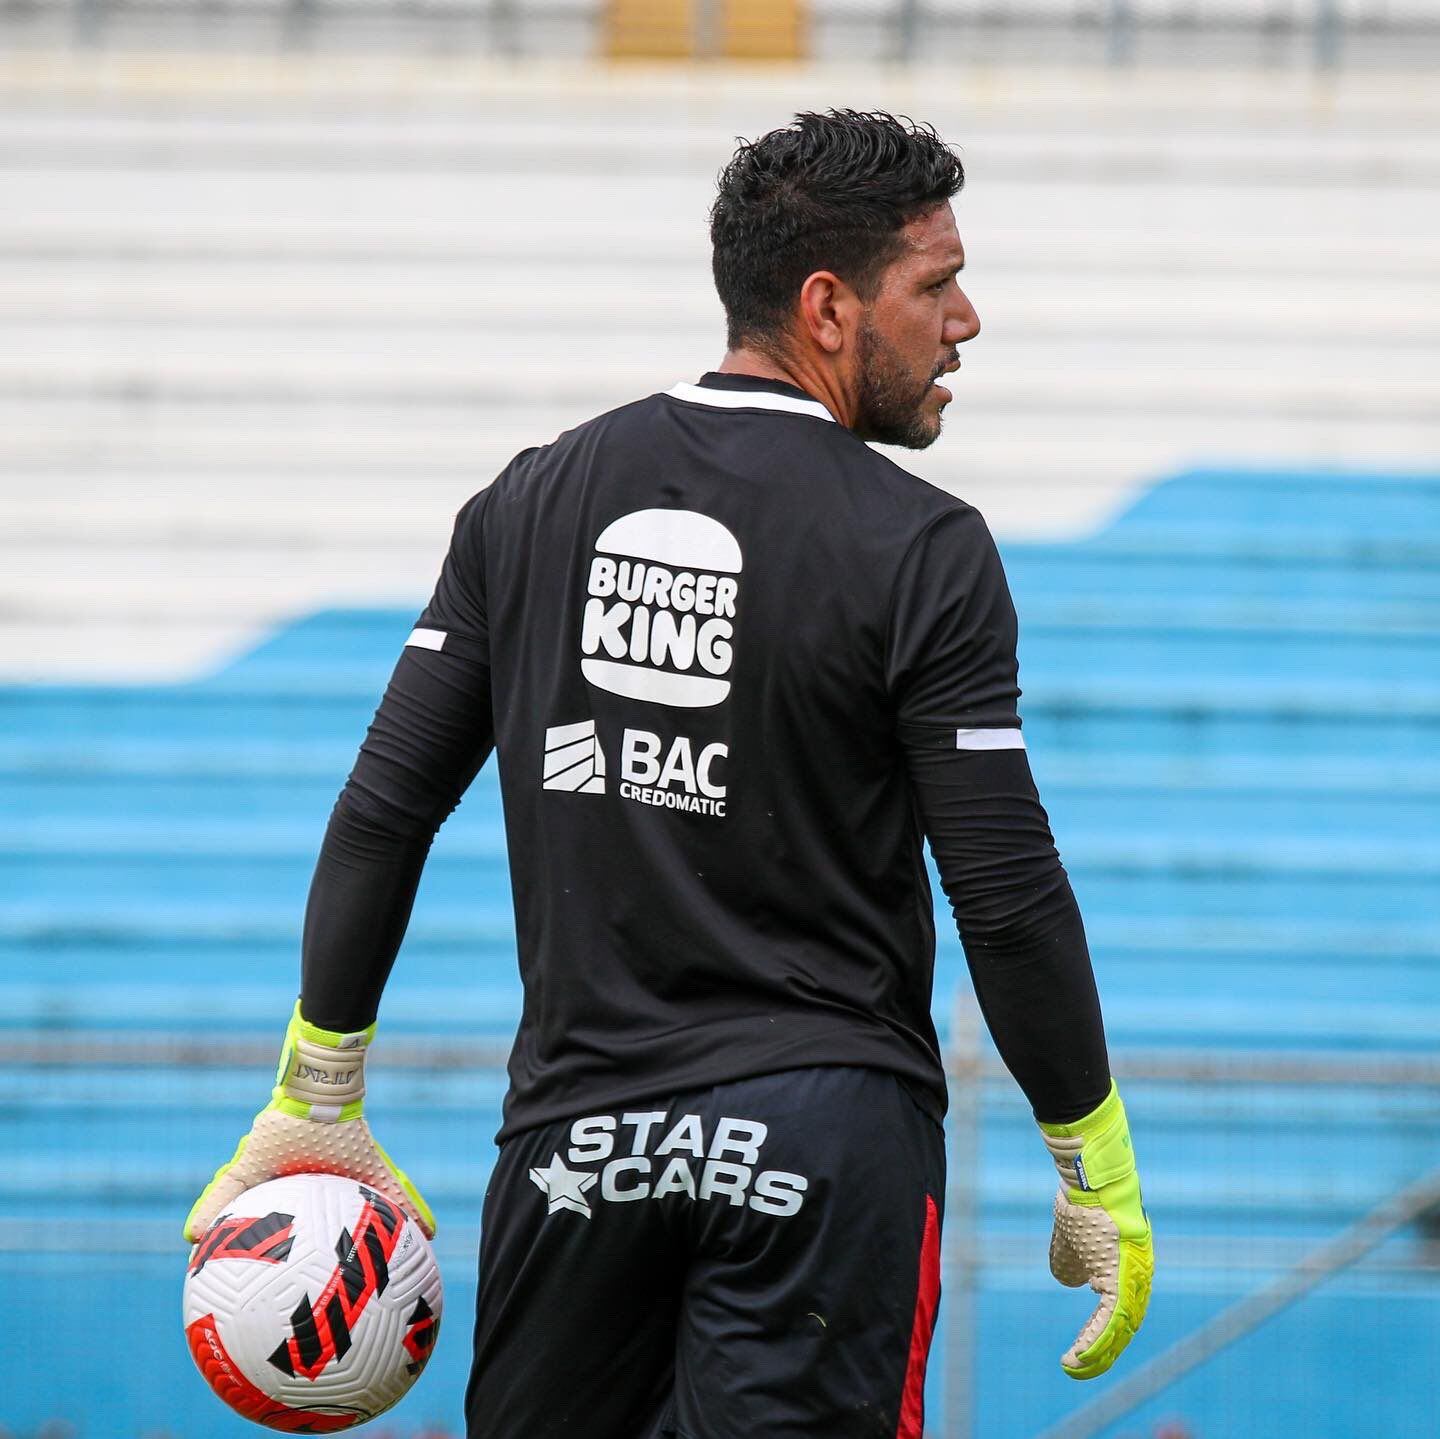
<box><xmin>896</xmin><ymin>1193</ymin><xmax>941</xmax><ymax>1439</ymax></box>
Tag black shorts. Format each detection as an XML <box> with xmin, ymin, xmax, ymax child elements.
<box><xmin>465</xmin><ymin>1065</ymin><xmax>945</xmax><ymax>1439</ymax></box>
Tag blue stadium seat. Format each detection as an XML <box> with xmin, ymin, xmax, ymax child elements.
<box><xmin>4</xmin><ymin>465</ymin><xmax>1438</xmax><ymax>1437</ymax></box>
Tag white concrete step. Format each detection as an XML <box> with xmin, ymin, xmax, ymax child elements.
<box><xmin>5</xmin><ymin>102</ymin><xmax>1440</xmax><ymax>184</ymax></box>
<box><xmin>3</xmin><ymin>283</ymin><xmax>1431</xmax><ymax>348</ymax></box>
<box><xmin>4</xmin><ymin>353</ymin><xmax>1432</xmax><ymax>422</ymax></box>
<box><xmin>3</xmin><ymin>405</ymin><xmax>1433</xmax><ymax>501</ymax></box>
<box><xmin>1</xmin><ymin>222</ymin><xmax>1434</xmax><ymax>282</ymax></box>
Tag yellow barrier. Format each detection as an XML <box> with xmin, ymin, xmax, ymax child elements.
<box><xmin>721</xmin><ymin>0</ymin><xmax>805</xmax><ymax>61</ymax></box>
<box><xmin>604</xmin><ymin>0</ymin><xmax>805</xmax><ymax>60</ymax></box>
<box><xmin>604</xmin><ymin>0</ymin><xmax>694</xmax><ymax>60</ymax></box>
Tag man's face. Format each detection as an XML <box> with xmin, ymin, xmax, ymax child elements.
<box><xmin>851</xmin><ymin>204</ymin><xmax>980</xmax><ymax>449</ymax></box>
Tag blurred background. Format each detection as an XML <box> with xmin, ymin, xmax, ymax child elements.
<box><xmin>2</xmin><ymin>2</ymin><xmax>1438</xmax><ymax>1436</ymax></box>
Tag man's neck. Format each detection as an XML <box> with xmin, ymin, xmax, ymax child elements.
<box><xmin>716</xmin><ymin>347</ymin><xmax>856</xmax><ymax>429</ymax></box>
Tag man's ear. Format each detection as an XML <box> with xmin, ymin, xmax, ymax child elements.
<box><xmin>798</xmin><ymin>270</ymin><xmax>861</xmax><ymax>355</ymax></box>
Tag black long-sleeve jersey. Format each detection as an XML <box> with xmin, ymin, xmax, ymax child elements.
<box><xmin>302</xmin><ymin>372</ymin><xmax>1111</xmax><ymax>1138</ymax></box>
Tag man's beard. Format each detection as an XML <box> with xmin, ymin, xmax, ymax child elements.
<box><xmin>853</xmin><ymin>317</ymin><xmax>945</xmax><ymax>450</ymax></box>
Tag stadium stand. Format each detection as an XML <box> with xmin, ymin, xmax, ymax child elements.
<box><xmin>4</xmin><ymin>463</ymin><xmax>1438</xmax><ymax>1436</ymax></box>
<box><xmin>1</xmin><ymin>52</ymin><xmax>1437</xmax><ymax>1439</ymax></box>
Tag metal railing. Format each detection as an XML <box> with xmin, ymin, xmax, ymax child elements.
<box><xmin>6</xmin><ymin>0</ymin><xmax>1439</xmax><ymax>68</ymax></box>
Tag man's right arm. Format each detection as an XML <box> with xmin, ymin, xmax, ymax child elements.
<box><xmin>183</xmin><ymin>487</ymin><xmax>497</xmax><ymax>1243</ymax></box>
<box><xmin>301</xmin><ymin>637</ymin><xmax>494</xmax><ymax>1032</ymax></box>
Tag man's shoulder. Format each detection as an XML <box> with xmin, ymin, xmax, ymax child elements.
<box><xmin>850</xmin><ymin>442</ymin><xmax>981</xmax><ymax>527</ymax></box>
<box><xmin>484</xmin><ymin>393</ymin><xmax>662</xmax><ymax>494</ymax></box>
<box><xmin>799</xmin><ymin>436</ymin><xmax>991</xmax><ymax>574</ymax></box>
<box><xmin>557</xmin><ymin>391</ymin><xmax>670</xmax><ymax>446</ymax></box>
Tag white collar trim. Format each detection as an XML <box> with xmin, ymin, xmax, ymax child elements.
<box><xmin>666</xmin><ymin>381</ymin><xmax>836</xmax><ymax>423</ymax></box>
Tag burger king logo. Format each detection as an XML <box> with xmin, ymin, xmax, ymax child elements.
<box><xmin>580</xmin><ymin>508</ymin><xmax>742</xmax><ymax>708</ymax></box>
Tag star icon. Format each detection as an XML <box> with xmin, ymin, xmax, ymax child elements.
<box><xmin>528</xmin><ymin>1153</ymin><xmax>598</xmax><ymax>1219</ymax></box>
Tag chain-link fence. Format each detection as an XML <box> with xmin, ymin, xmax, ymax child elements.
<box><xmin>7</xmin><ymin>1016</ymin><xmax>1439</xmax><ymax>1435</ymax></box>
<box><xmin>942</xmin><ymin>993</ymin><xmax>1440</xmax><ymax>1437</ymax></box>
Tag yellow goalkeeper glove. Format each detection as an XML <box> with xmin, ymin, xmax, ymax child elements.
<box><xmin>1037</xmin><ymin>1079</ymin><xmax>1153</xmax><ymax>1379</ymax></box>
<box><xmin>183</xmin><ymin>1000</ymin><xmax>435</xmax><ymax>1243</ymax></box>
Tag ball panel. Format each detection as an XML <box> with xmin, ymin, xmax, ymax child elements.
<box><xmin>185</xmin><ymin>1312</ymin><xmax>366</xmax><ymax>1432</ymax></box>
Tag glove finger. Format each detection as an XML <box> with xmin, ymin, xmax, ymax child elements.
<box><xmin>363</xmin><ymin>1166</ymin><xmax>437</xmax><ymax>1240</ymax></box>
<box><xmin>182</xmin><ymin>1129</ymin><xmax>258</xmax><ymax>1243</ymax></box>
<box><xmin>1048</xmin><ymin>1192</ymin><xmax>1092</xmax><ymax>1289</ymax></box>
<box><xmin>184</xmin><ymin>1167</ymin><xmax>252</xmax><ymax>1244</ymax></box>
<box><xmin>1062</xmin><ymin>1234</ymin><xmax>1155</xmax><ymax>1381</ymax></box>
<box><xmin>1061</xmin><ymin>1288</ymin><xmax>1118</xmax><ymax>1376</ymax></box>
<box><xmin>372</xmin><ymin>1134</ymin><xmax>437</xmax><ymax>1239</ymax></box>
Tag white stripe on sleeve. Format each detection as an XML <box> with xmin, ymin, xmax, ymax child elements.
<box><xmin>405</xmin><ymin>627</ymin><xmax>447</xmax><ymax>652</ymax></box>
<box><xmin>955</xmin><ymin>728</ymin><xmax>1026</xmax><ymax>751</ymax></box>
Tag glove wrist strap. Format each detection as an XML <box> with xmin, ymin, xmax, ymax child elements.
<box><xmin>272</xmin><ymin>1000</ymin><xmax>372</xmax><ymax>1119</ymax></box>
<box><xmin>1038</xmin><ymin>1080</ymin><xmax>1135</xmax><ymax>1193</ymax></box>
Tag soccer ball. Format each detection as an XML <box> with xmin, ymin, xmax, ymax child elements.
<box><xmin>183</xmin><ymin>1173</ymin><xmax>442</xmax><ymax>1431</ymax></box>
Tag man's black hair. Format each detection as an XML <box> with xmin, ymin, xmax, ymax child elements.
<box><xmin>710</xmin><ymin>109</ymin><xmax>964</xmax><ymax>354</ymax></box>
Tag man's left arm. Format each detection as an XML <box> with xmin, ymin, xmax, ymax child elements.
<box><xmin>889</xmin><ymin>504</ymin><xmax>1154</xmax><ymax>1379</ymax></box>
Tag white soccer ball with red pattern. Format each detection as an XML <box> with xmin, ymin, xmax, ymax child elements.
<box><xmin>183</xmin><ymin>1173</ymin><xmax>442</xmax><ymax>1431</ymax></box>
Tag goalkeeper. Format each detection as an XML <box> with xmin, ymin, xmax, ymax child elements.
<box><xmin>186</xmin><ymin>109</ymin><xmax>1151</xmax><ymax>1436</ymax></box>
